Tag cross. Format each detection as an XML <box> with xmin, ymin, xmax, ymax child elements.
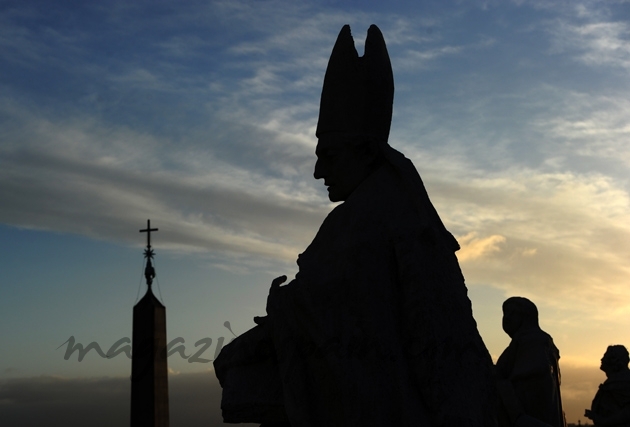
<box><xmin>139</xmin><ymin>219</ymin><xmax>158</xmax><ymax>254</ymax></box>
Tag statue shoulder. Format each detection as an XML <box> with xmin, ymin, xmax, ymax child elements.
<box><xmin>604</xmin><ymin>370</ymin><xmax>630</xmax><ymax>388</ymax></box>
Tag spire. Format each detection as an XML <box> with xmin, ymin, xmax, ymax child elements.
<box><xmin>140</xmin><ymin>219</ymin><xmax>158</xmax><ymax>289</ymax></box>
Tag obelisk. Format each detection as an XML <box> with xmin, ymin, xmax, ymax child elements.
<box><xmin>131</xmin><ymin>219</ymin><xmax>169</xmax><ymax>427</ymax></box>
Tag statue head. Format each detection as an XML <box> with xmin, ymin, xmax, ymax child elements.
<box><xmin>314</xmin><ymin>133</ymin><xmax>384</xmax><ymax>201</ymax></box>
<box><xmin>314</xmin><ymin>25</ymin><xmax>392</xmax><ymax>202</ymax></box>
<box><xmin>502</xmin><ymin>297</ymin><xmax>539</xmax><ymax>338</ymax></box>
<box><xmin>601</xmin><ymin>345</ymin><xmax>630</xmax><ymax>376</ymax></box>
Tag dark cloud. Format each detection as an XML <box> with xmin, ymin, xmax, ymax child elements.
<box><xmin>0</xmin><ymin>375</ymin><xmax>129</xmax><ymax>426</ymax></box>
<box><xmin>0</xmin><ymin>372</ymin><xmax>257</xmax><ymax>427</ymax></box>
<box><xmin>0</xmin><ymin>365</ymin><xmax>607</xmax><ymax>425</ymax></box>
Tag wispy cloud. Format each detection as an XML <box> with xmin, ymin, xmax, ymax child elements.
<box><xmin>427</xmin><ymin>164</ymin><xmax>630</xmax><ymax>313</ymax></box>
<box><xmin>0</xmin><ymin>97</ymin><xmax>327</xmax><ymax>268</ymax></box>
<box><xmin>457</xmin><ymin>232</ymin><xmax>506</xmax><ymax>261</ymax></box>
<box><xmin>547</xmin><ymin>1</ymin><xmax>630</xmax><ymax>70</ymax></box>
<box><xmin>535</xmin><ymin>90</ymin><xmax>630</xmax><ymax>167</ymax></box>
<box><xmin>1</xmin><ymin>2</ymin><xmax>487</xmax><ymax>270</ymax></box>
<box><xmin>3</xmin><ymin>2</ymin><xmax>630</xmax><ymax>406</ymax></box>
<box><xmin>556</xmin><ymin>20</ymin><xmax>630</xmax><ymax>69</ymax></box>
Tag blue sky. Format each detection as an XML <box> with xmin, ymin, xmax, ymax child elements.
<box><xmin>2</xmin><ymin>0</ymin><xmax>630</xmax><ymax>424</ymax></box>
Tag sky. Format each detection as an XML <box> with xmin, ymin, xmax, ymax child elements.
<box><xmin>1</xmin><ymin>0</ymin><xmax>630</xmax><ymax>424</ymax></box>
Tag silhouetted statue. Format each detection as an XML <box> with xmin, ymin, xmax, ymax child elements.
<box><xmin>214</xmin><ymin>24</ymin><xmax>495</xmax><ymax>427</ymax></box>
<box><xmin>585</xmin><ymin>345</ymin><xmax>630</xmax><ymax>426</ymax></box>
<box><xmin>496</xmin><ymin>297</ymin><xmax>566</xmax><ymax>427</ymax></box>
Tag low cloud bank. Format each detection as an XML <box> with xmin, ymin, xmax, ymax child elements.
<box><xmin>0</xmin><ymin>372</ymin><xmax>256</xmax><ymax>427</ymax></box>
<box><xmin>561</xmin><ymin>363</ymin><xmax>605</xmax><ymax>424</ymax></box>
<box><xmin>0</xmin><ymin>364</ymin><xmax>606</xmax><ymax>425</ymax></box>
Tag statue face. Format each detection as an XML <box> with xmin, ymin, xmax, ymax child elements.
<box><xmin>600</xmin><ymin>348</ymin><xmax>627</xmax><ymax>375</ymax></box>
<box><xmin>601</xmin><ymin>351</ymin><xmax>612</xmax><ymax>371</ymax></box>
<box><xmin>502</xmin><ymin>305</ymin><xmax>522</xmax><ymax>338</ymax></box>
<box><xmin>314</xmin><ymin>135</ymin><xmax>376</xmax><ymax>202</ymax></box>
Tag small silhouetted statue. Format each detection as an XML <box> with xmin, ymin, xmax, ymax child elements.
<box><xmin>496</xmin><ymin>297</ymin><xmax>566</xmax><ymax>427</ymax></box>
<box><xmin>214</xmin><ymin>24</ymin><xmax>495</xmax><ymax>427</ymax></box>
<box><xmin>585</xmin><ymin>345</ymin><xmax>630</xmax><ymax>426</ymax></box>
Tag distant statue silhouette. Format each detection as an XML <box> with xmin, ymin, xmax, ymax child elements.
<box><xmin>496</xmin><ymin>297</ymin><xmax>566</xmax><ymax>427</ymax></box>
<box><xmin>585</xmin><ymin>345</ymin><xmax>630</xmax><ymax>426</ymax></box>
<box><xmin>214</xmin><ymin>24</ymin><xmax>495</xmax><ymax>427</ymax></box>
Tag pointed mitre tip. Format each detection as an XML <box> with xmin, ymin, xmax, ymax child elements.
<box><xmin>367</xmin><ymin>25</ymin><xmax>385</xmax><ymax>43</ymax></box>
<box><xmin>366</xmin><ymin>24</ymin><xmax>386</xmax><ymax>47</ymax></box>
<box><xmin>330</xmin><ymin>24</ymin><xmax>357</xmax><ymax>60</ymax></box>
<box><xmin>368</xmin><ymin>24</ymin><xmax>382</xmax><ymax>34</ymax></box>
<box><xmin>336</xmin><ymin>24</ymin><xmax>354</xmax><ymax>46</ymax></box>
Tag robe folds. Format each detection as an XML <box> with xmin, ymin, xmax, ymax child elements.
<box><xmin>590</xmin><ymin>370</ymin><xmax>630</xmax><ymax>427</ymax></box>
<box><xmin>496</xmin><ymin>328</ymin><xmax>565</xmax><ymax>427</ymax></box>
<box><xmin>215</xmin><ymin>160</ymin><xmax>495</xmax><ymax>427</ymax></box>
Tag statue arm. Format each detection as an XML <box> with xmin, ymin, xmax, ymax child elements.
<box><xmin>496</xmin><ymin>342</ymin><xmax>517</xmax><ymax>379</ymax></box>
<box><xmin>585</xmin><ymin>406</ymin><xmax>630</xmax><ymax>426</ymax></box>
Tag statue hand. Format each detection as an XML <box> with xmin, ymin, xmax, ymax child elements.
<box><xmin>253</xmin><ymin>276</ymin><xmax>288</xmax><ymax>324</ymax></box>
<box><xmin>585</xmin><ymin>410</ymin><xmax>607</xmax><ymax>426</ymax></box>
<box><xmin>253</xmin><ymin>316</ymin><xmax>268</xmax><ymax>325</ymax></box>
<box><xmin>266</xmin><ymin>275</ymin><xmax>287</xmax><ymax>316</ymax></box>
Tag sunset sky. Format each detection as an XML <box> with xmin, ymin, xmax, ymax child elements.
<box><xmin>2</xmin><ymin>0</ymin><xmax>630</xmax><ymax>425</ymax></box>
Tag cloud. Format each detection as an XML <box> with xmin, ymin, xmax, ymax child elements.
<box><xmin>1</xmin><ymin>2</ymin><xmax>497</xmax><ymax>273</ymax></box>
<box><xmin>559</xmin><ymin>21</ymin><xmax>630</xmax><ymax>70</ymax></box>
<box><xmin>0</xmin><ymin>146</ymin><xmax>325</xmax><ymax>261</ymax></box>
<box><xmin>0</xmin><ymin>2</ymin><xmax>358</xmax><ymax>275</ymax></box>
<box><xmin>0</xmin><ymin>372</ymin><xmax>257</xmax><ymax>427</ymax></box>
<box><xmin>421</xmin><ymin>161</ymin><xmax>630</xmax><ymax>314</ymax></box>
<box><xmin>560</xmin><ymin>363</ymin><xmax>605</xmax><ymax>424</ymax></box>
<box><xmin>0</xmin><ymin>92</ymin><xmax>329</xmax><ymax>268</ymax></box>
<box><xmin>457</xmin><ymin>232</ymin><xmax>506</xmax><ymax>262</ymax></box>
<box><xmin>534</xmin><ymin>90</ymin><xmax>630</xmax><ymax>168</ymax></box>
<box><xmin>1</xmin><ymin>0</ymin><xmax>629</xmax><ymax>289</ymax></box>
<box><xmin>547</xmin><ymin>2</ymin><xmax>630</xmax><ymax>70</ymax></box>
<box><xmin>397</xmin><ymin>45</ymin><xmax>463</xmax><ymax>70</ymax></box>
<box><xmin>0</xmin><ymin>5</ymin><xmax>87</xmax><ymax>69</ymax></box>
<box><xmin>1</xmin><ymin>5</ymin><xmax>630</xmax><ymax>425</ymax></box>
<box><xmin>0</xmin><ymin>375</ymin><xmax>129</xmax><ymax>426</ymax></box>
<box><xmin>0</xmin><ymin>365</ymin><xmax>604</xmax><ymax>425</ymax></box>
<box><xmin>3</xmin><ymin>0</ymin><xmax>630</xmax><ymax>304</ymax></box>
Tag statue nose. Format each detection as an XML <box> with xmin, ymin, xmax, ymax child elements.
<box><xmin>314</xmin><ymin>159</ymin><xmax>325</xmax><ymax>179</ymax></box>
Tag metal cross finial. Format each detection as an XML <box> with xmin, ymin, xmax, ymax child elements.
<box><xmin>139</xmin><ymin>219</ymin><xmax>159</xmax><ymax>259</ymax></box>
<box><xmin>140</xmin><ymin>219</ymin><xmax>158</xmax><ymax>287</ymax></box>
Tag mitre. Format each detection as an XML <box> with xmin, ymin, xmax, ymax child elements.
<box><xmin>316</xmin><ymin>24</ymin><xmax>394</xmax><ymax>142</ymax></box>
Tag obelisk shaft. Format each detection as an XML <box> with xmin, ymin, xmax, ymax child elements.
<box><xmin>131</xmin><ymin>220</ymin><xmax>169</xmax><ymax>427</ymax></box>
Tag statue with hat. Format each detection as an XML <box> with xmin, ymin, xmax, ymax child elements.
<box><xmin>215</xmin><ymin>25</ymin><xmax>495</xmax><ymax>427</ymax></box>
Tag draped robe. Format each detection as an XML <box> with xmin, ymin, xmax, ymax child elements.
<box><xmin>496</xmin><ymin>328</ymin><xmax>565</xmax><ymax>427</ymax></box>
<box><xmin>590</xmin><ymin>370</ymin><xmax>630</xmax><ymax>427</ymax></box>
<box><xmin>215</xmin><ymin>159</ymin><xmax>495</xmax><ymax>427</ymax></box>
